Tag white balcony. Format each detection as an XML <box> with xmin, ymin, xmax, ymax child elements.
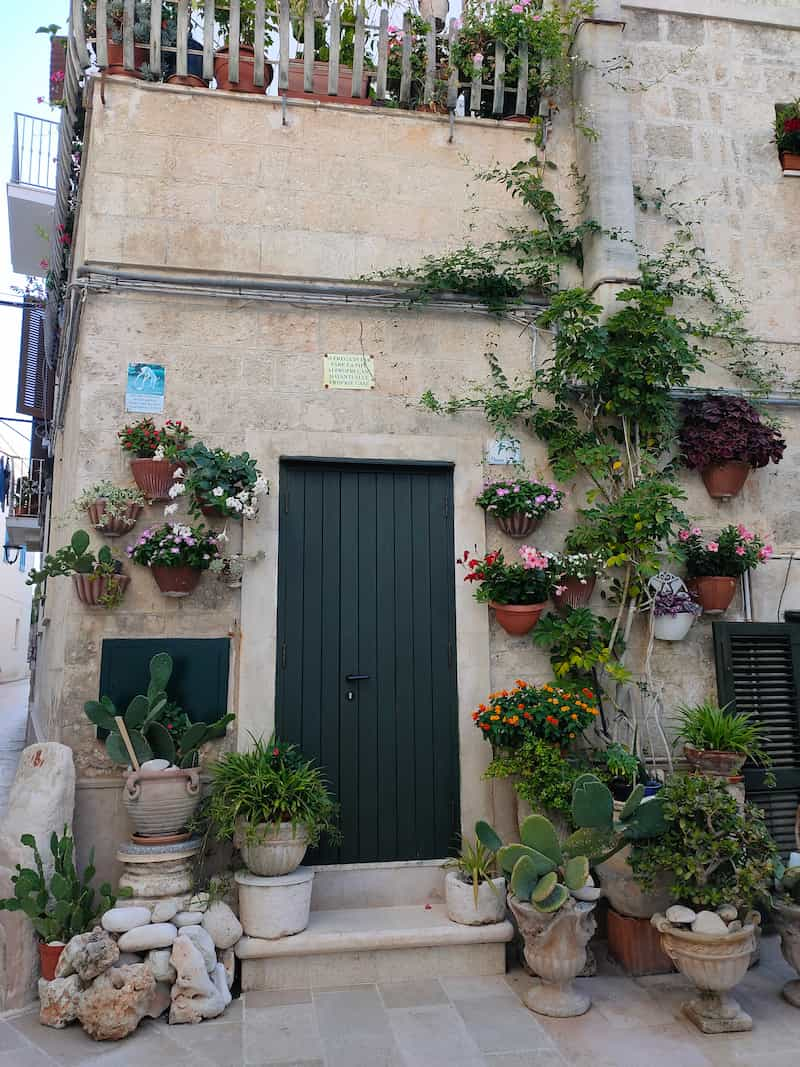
<box><xmin>7</xmin><ymin>114</ymin><xmax>57</xmax><ymax>278</ymax></box>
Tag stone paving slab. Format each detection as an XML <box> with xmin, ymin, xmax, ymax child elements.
<box><xmin>2</xmin><ymin>936</ymin><xmax>798</xmax><ymax>1066</ymax></box>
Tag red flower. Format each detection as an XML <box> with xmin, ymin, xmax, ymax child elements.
<box><xmin>273</xmin><ymin>747</ymin><xmax>280</xmax><ymax>756</ymax></box>
<box><xmin>784</xmin><ymin>117</ymin><xmax>800</xmax><ymax>132</ymax></box>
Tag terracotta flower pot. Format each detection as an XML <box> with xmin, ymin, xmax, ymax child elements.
<box><xmin>214</xmin><ymin>46</ymin><xmax>274</xmax><ymax>93</ymax></box>
<box><xmin>683</xmin><ymin>744</ymin><xmax>746</xmax><ymax>777</ymax></box>
<box><xmin>692</xmin><ymin>576</ymin><xmax>737</xmax><ymax>614</ymax></box>
<box><xmin>495</xmin><ymin>512</ymin><xmax>540</xmax><ymax>539</ymax></box>
<box><xmin>490</xmin><ymin>601</ymin><xmax>546</xmax><ymax>636</ymax></box>
<box><xmin>150</xmin><ymin>565</ymin><xmax>202</xmax><ymax>597</ymax></box>
<box><xmin>553</xmin><ymin>576</ymin><xmax>596</xmax><ymax>612</ymax></box>
<box><xmin>72</xmin><ymin>573</ymin><xmax>130</xmax><ymax>607</ymax></box>
<box><xmin>39</xmin><ymin>941</ymin><xmax>65</xmax><ymax>982</ymax></box>
<box><xmin>167</xmin><ymin>73</ymin><xmax>208</xmax><ymax>88</ymax></box>
<box><xmin>129</xmin><ymin>458</ymin><xmax>180</xmax><ymax>501</ymax></box>
<box><xmin>700</xmin><ymin>462</ymin><xmax>750</xmax><ymax>500</ymax></box>
<box><xmin>238</xmin><ymin>821</ymin><xmax>310</xmax><ymax>876</ymax></box>
<box><xmin>282</xmin><ymin>58</ymin><xmax>372</xmax><ymax>105</ymax></box>
<box><xmin>105</xmin><ymin>38</ymin><xmax>148</xmax><ymax>78</ymax></box>
<box><xmin>781</xmin><ymin>151</ymin><xmax>800</xmax><ymax>172</ymax></box>
<box><xmin>124</xmin><ymin>768</ymin><xmax>201</xmax><ymax>837</ymax></box>
<box><xmin>653</xmin><ymin>612</ymin><xmax>695</xmax><ymax>641</ymax></box>
<box><xmin>86</xmin><ymin>499</ymin><xmax>143</xmax><ymax>537</ymax></box>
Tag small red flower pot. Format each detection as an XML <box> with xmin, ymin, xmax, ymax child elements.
<box><xmin>700</xmin><ymin>462</ymin><xmax>750</xmax><ymax>500</ymax></box>
<box><xmin>490</xmin><ymin>601</ymin><xmax>546</xmax><ymax>636</ymax></box>
<box><xmin>130</xmin><ymin>459</ymin><xmax>180</xmax><ymax>502</ymax></box>
<box><xmin>684</xmin><ymin>744</ymin><xmax>745</xmax><ymax>777</ymax></box>
<box><xmin>86</xmin><ymin>499</ymin><xmax>143</xmax><ymax>537</ymax></box>
<box><xmin>39</xmin><ymin>942</ymin><xmax>65</xmax><ymax>981</ymax></box>
<box><xmin>692</xmin><ymin>576</ymin><xmax>737</xmax><ymax>614</ymax></box>
<box><xmin>780</xmin><ymin>151</ymin><xmax>800</xmax><ymax>172</ymax></box>
<box><xmin>150</xmin><ymin>565</ymin><xmax>202</xmax><ymax>598</ymax></box>
<box><xmin>496</xmin><ymin>512</ymin><xmax>540</xmax><ymax>539</ymax></box>
<box><xmin>553</xmin><ymin>576</ymin><xmax>596</xmax><ymax>612</ymax></box>
<box><xmin>105</xmin><ymin>38</ymin><xmax>148</xmax><ymax>78</ymax></box>
<box><xmin>214</xmin><ymin>46</ymin><xmax>274</xmax><ymax>94</ymax></box>
<box><xmin>72</xmin><ymin>573</ymin><xmax>130</xmax><ymax>607</ymax></box>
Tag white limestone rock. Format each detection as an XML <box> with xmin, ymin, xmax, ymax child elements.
<box><xmin>147</xmin><ymin>947</ymin><xmax>177</xmax><ymax>984</ymax></box>
<box><xmin>202</xmin><ymin>901</ymin><xmax>243</xmax><ymax>950</ymax></box>
<box><xmin>140</xmin><ymin>759</ymin><xmax>171</xmax><ymax>772</ymax></box>
<box><xmin>187</xmin><ymin>893</ymin><xmax>210</xmax><ymax>913</ymax></box>
<box><xmin>55</xmin><ymin>927</ymin><xmax>119</xmax><ymax>982</ymax></box>
<box><xmin>38</xmin><ymin>975</ymin><xmax>82</xmax><ymax>1029</ymax></box>
<box><xmin>118</xmin><ymin>922</ymin><xmax>178</xmax><ymax>953</ymax></box>
<box><xmin>666</xmin><ymin>905</ymin><xmax>697</xmax><ymax>926</ymax></box>
<box><xmin>169</xmin><ymin>935</ymin><xmax>227</xmax><ymax>1024</ymax></box>
<box><xmin>717</xmin><ymin>904</ymin><xmax>738</xmax><ymax>924</ymax></box>
<box><xmin>178</xmin><ymin>924</ymin><xmax>217</xmax><ymax>972</ymax></box>
<box><xmin>151</xmin><ymin>900</ymin><xmax>179</xmax><ymax>923</ymax></box>
<box><xmin>114</xmin><ymin>952</ymin><xmax>143</xmax><ymax>968</ymax></box>
<box><xmin>101</xmin><ymin>906</ymin><xmax>152</xmax><ymax>934</ymax></box>
<box><xmin>77</xmin><ymin>963</ymin><xmax>157</xmax><ymax>1041</ymax></box>
<box><xmin>692</xmin><ymin>910</ymin><xmax>729</xmax><ymax>935</ymax></box>
<box><xmin>175</xmin><ymin>911</ymin><xmax>205</xmax><ymax>927</ymax></box>
<box><xmin>218</xmin><ymin>947</ymin><xmax>235</xmax><ymax>989</ymax></box>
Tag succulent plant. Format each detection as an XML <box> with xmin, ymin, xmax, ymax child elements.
<box><xmin>0</xmin><ymin>828</ymin><xmax>130</xmax><ymax>942</ymax></box>
<box><xmin>563</xmin><ymin>773</ymin><xmax>667</xmax><ymax>863</ymax></box>
<box><xmin>476</xmin><ymin>813</ymin><xmax>597</xmax><ymax>915</ymax></box>
<box><xmin>84</xmin><ymin>652</ymin><xmax>234</xmax><ymax>768</ymax></box>
<box><xmin>774</xmin><ymin>860</ymin><xmax>800</xmax><ymax>905</ymax></box>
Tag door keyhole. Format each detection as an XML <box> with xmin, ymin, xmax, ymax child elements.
<box><xmin>346</xmin><ymin>690</ymin><xmax>355</xmax><ymax>701</ymax></box>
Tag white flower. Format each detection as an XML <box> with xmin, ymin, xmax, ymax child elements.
<box><xmin>212</xmin><ymin>486</ymin><xmax>224</xmax><ymax>498</ymax></box>
<box><xmin>153</xmin><ymin>446</ymin><xmax>165</xmax><ymax>461</ymax></box>
<box><xmin>254</xmin><ymin>476</ymin><xmax>269</xmax><ymax>495</ymax></box>
<box><xmin>243</xmin><ymin>506</ymin><xmax>256</xmax><ymax>519</ymax></box>
<box><xmin>217</xmin><ymin>529</ymin><xmax>229</xmax><ymax>542</ymax></box>
<box><xmin>164</xmin><ymin>503</ymin><xmax>179</xmax><ymax>516</ymax></box>
<box><xmin>172</xmin><ymin>467</ymin><xmax>184</xmax><ymax>479</ymax></box>
<box><xmin>237</xmin><ymin>489</ymin><xmax>249</xmax><ymax>500</ymax></box>
<box><xmin>168</xmin><ymin>482</ymin><xmax>186</xmax><ymax>498</ymax></box>
<box><xmin>225</xmin><ymin>497</ymin><xmax>237</xmax><ymax>510</ymax></box>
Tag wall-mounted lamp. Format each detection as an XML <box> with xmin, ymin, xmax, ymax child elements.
<box><xmin>3</xmin><ymin>545</ymin><xmax>22</xmax><ymax>565</ymax></box>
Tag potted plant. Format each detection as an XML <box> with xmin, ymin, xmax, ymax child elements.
<box><xmin>73</xmin><ymin>481</ymin><xmax>146</xmax><ymax>538</ymax></box>
<box><xmin>83</xmin><ymin>0</ymin><xmax>153</xmax><ymax>78</ymax></box>
<box><xmin>477</xmin><ymin>812</ymin><xmax>599</xmax><ymax>1017</ymax></box>
<box><xmin>678</xmin><ymin>394</ymin><xmax>785</xmax><ymax>500</ymax></box>
<box><xmin>550</xmin><ymin>551</ymin><xmax>605</xmax><ymax>611</ymax></box>
<box><xmin>444</xmin><ymin>827</ymin><xmax>506</xmax><ymax>926</ymax></box>
<box><xmin>644</xmin><ymin>776</ymin><xmax>776</xmax><ymax>1033</ymax></box>
<box><xmin>13</xmin><ymin>476</ymin><xmax>41</xmax><ymax>517</ymax></box>
<box><xmin>85</xmin><ymin>652</ymin><xmax>234</xmax><ymax>838</ymax></box>
<box><xmin>127</xmin><ymin>522</ymin><xmax>221</xmax><ymax>596</ymax></box>
<box><xmin>0</xmin><ymin>828</ymin><xmax>130</xmax><ymax>980</ymax></box>
<box><xmin>27</xmin><ymin>530</ymin><xmax>130</xmax><ymax>609</ymax></box>
<box><xmin>170</xmin><ymin>442</ymin><xmax>269</xmax><ymax>520</ymax></box>
<box><xmin>775</xmin><ymin>99</ymin><xmax>800</xmax><ymax>173</ymax></box>
<box><xmin>673</xmin><ymin>700</ymin><xmax>773</xmax><ymax>779</ymax></box>
<box><xmin>591</xmin><ymin>743</ymin><xmax>641</xmax><ymax>802</ymax></box>
<box><xmin>460</xmin><ymin>546</ymin><xmax>556</xmax><ymax>634</ymax></box>
<box><xmin>118</xmin><ymin>417</ymin><xmax>191</xmax><ymax>501</ymax></box>
<box><xmin>771</xmin><ymin>859</ymin><xmax>800</xmax><ymax>1007</ymax></box>
<box><xmin>214</xmin><ymin>0</ymin><xmax>276</xmax><ymax>94</ymax></box>
<box><xmin>286</xmin><ymin>0</ymin><xmax>373</xmax><ymax>104</ymax></box>
<box><xmin>475</xmin><ymin>477</ymin><xmax>564</xmax><ymax>539</ymax></box>
<box><xmin>651</xmin><ymin>586</ymin><xmax>701</xmax><ymax>641</ymax></box>
<box><xmin>473</xmin><ymin>679</ymin><xmax>601</xmax><ymax>751</ymax></box>
<box><xmin>677</xmin><ymin>523</ymin><xmax>773</xmax><ymax>613</ymax></box>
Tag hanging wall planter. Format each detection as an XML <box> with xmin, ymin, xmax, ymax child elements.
<box><xmin>693</xmin><ymin>576</ymin><xmax>737</xmax><ymax>614</ymax></box>
<box><xmin>150</xmin><ymin>565</ymin><xmax>202</xmax><ymax>598</ymax></box>
<box><xmin>490</xmin><ymin>601</ymin><xmax>546</xmax><ymax>635</ymax></box>
<box><xmin>476</xmin><ymin>479</ymin><xmax>565</xmax><ymax>540</ymax></box>
<box><xmin>73</xmin><ymin>572</ymin><xmax>130</xmax><ymax>607</ymax></box>
<box><xmin>700</xmin><ymin>462</ymin><xmax>750</xmax><ymax>501</ymax></box>
<box><xmin>129</xmin><ymin>523</ymin><xmax>221</xmax><ymax>598</ymax></box>
<box><xmin>553</xmin><ymin>576</ymin><xmax>596</xmax><ymax>612</ymax></box>
<box><xmin>87</xmin><ymin>499</ymin><xmax>144</xmax><ymax>537</ymax></box>
<box><xmin>130</xmin><ymin>459</ymin><xmax>181</xmax><ymax>502</ymax></box>
<box><xmin>653</xmin><ymin>612</ymin><xmax>695</xmax><ymax>641</ymax></box>
<box><xmin>496</xmin><ymin>513</ymin><xmax>540</xmax><ymax>539</ymax></box>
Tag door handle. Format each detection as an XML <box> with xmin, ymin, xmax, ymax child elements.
<box><xmin>345</xmin><ymin>674</ymin><xmax>370</xmax><ymax>681</ymax></box>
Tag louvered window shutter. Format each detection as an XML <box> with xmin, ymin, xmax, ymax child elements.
<box><xmin>713</xmin><ymin>621</ymin><xmax>800</xmax><ymax>854</ymax></box>
<box><xmin>17</xmin><ymin>303</ymin><xmax>52</xmax><ymax>419</ymax></box>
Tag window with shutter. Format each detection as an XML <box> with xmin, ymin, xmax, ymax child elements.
<box><xmin>713</xmin><ymin>621</ymin><xmax>800</xmax><ymax>854</ymax></box>
<box><xmin>17</xmin><ymin>303</ymin><xmax>53</xmax><ymax>420</ymax></box>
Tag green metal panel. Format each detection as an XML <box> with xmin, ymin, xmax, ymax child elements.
<box><xmin>98</xmin><ymin>638</ymin><xmax>231</xmax><ymax>725</ymax></box>
<box><xmin>713</xmin><ymin>621</ymin><xmax>800</xmax><ymax>853</ymax></box>
<box><xmin>275</xmin><ymin>458</ymin><xmax>460</xmax><ymax>864</ymax></box>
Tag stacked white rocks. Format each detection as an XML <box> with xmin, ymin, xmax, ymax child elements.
<box><xmin>664</xmin><ymin>904</ymin><xmax>745</xmax><ymax>934</ymax></box>
<box><xmin>37</xmin><ymin>898</ymin><xmax>242</xmax><ymax>1039</ymax></box>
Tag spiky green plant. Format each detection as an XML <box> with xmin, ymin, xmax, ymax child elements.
<box><xmin>673</xmin><ymin>700</ymin><xmax>772</xmax><ymax>770</ymax></box>
<box><xmin>445</xmin><ymin>835</ymin><xmax>500</xmax><ymax>907</ymax></box>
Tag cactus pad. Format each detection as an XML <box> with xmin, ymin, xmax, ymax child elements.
<box><xmin>510</xmin><ymin>856</ymin><xmax>540</xmax><ymax>902</ymax></box>
<box><xmin>475</xmin><ymin>821</ymin><xmax>503</xmax><ymax>855</ymax></box>
<box><xmin>564</xmin><ymin>855</ymin><xmax>590</xmax><ymax>891</ymax></box>
<box><xmin>531</xmin><ymin>871</ymin><xmax>558</xmax><ymax>903</ymax></box>
<box><xmin>534</xmin><ymin>882</ymin><xmax>570</xmax><ymax>913</ymax></box>
<box><xmin>497</xmin><ymin>844</ymin><xmax>556</xmax><ymax>878</ymax></box>
<box><xmin>520</xmin><ymin>814</ymin><xmax>562</xmax><ymax>865</ymax></box>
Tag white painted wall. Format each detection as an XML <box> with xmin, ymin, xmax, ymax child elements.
<box><xmin>0</xmin><ymin>426</ymin><xmax>34</xmax><ymax>683</ymax></box>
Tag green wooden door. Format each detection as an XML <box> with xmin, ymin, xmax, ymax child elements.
<box><xmin>275</xmin><ymin>459</ymin><xmax>460</xmax><ymax>864</ymax></box>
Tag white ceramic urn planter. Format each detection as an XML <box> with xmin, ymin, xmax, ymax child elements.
<box><xmin>508</xmin><ymin>895</ymin><xmax>597</xmax><ymax>1017</ymax></box>
<box><xmin>238</xmin><ymin>821</ymin><xmax>309</xmax><ymax>877</ymax></box>
<box><xmin>445</xmin><ymin>871</ymin><xmax>507</xmax><ymax>926</ymax></box>
<box><xmin>653</xmin><ymin>612</ymin><xmax>695</xmax><ymax>641</ymax></box>
<box><xmin>235</xmin><ymin>867</ymin><xmax>314</xmax><ymax>939</ymax></box>
<box><xmin>652</xmin><ymin>912</ymin><xmax>758</xmax><ymax>1032</ymax></box>
<box><xmin>772</xmin><ymin>899</ymin><xmax>800</xmax><ymax>1007</ymax></box>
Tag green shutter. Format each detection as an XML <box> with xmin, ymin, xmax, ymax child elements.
<box><xmin>713</xmin><ymin>621</ymin><xmax>800</xmax><ymax>853</ymax></box>
<box><xmin>98</xmin><ymin>638</ymin><xmax>231</xmax><ymax>725</ymax></box>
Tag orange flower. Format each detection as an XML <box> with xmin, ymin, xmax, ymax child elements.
<box><xmin>478</xmin><ymin>703</ymin><xmax>487</xmax><ymax>712</ymax></box>
<box><xmin>472</xmin><ymin>712</ymin><xmax>479</xmax><ymax>721</ymax></box>
<box><xmin>490</xmin><ymin>714</ymin><xmax>500</xmax><ymax>721</ymax></box>
<box><xmin>571</xmin><ymin>713</ymin><xmax>578</xmax><ymax>721</ymax></box>
<box><xmin>494</xmin><ymin>706</ymin><xmax>502</xmax><ymax>714</ymax></box>
<box><xmin>561</xmin><ymin>705</ymin><xmax>570</xmax><ymax>712</ymax></box>
<box><xmin>546</xmin><ymin>715</ymin><xmax>559</xmax><ymax>725</ymax></box>
<box><xmin>501</xmin><ymin>690</ymin><xmax>509</xmax><ymax>697</ymax></box>
<box><xmin>517</xmin><ymin>703</ymin><xmax>525</xmax><ymax>710</ymax></box>
<box><xmin>515</xmin><ymin>679</ymin><xmax>527</xmax><ymax>688</ymax></box>
<box><xmin>589</xmin><ymin>708</ymin><xmax>599</xmax><ymax>716</ymax></box>
<box><xmin>582</xmin><ymin>687</ymin><xmax>594</xmax><ymax>698</ymax></box>
<box><xmin>523</xmin><ymin>711</ymin><xmax>532</xmax><ymax>719</ymax></box>
<box><xmin>481</xmin><ymin>723</ymin><xmax>491</xmax><ymax>731</ymax></box>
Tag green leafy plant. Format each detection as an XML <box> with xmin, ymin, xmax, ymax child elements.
<box><xmin>117</xmin><ymin>417</ymin><xmax>191</xmax><ymax>459</ymax></box>
<box><xmin>459</xmin><ymin>546</ymin><xmax>556</xmax><ymax>605</ymax></box>
<box><xmin>773</xmin><ymin>859</ymin><xmax>800</xmax><ymax>905</ymax></box>
<box><xmin>485</xmin><ymin>736</ymin><xmax>600</xmax><ymax>818</ymax></box>
<box><xmin>628</xmin><ymin>773</ymin><xmax>777</xmax><ymax>912</ymax></box>
<box><xmin>206</xmin><ymin>734</ymin><xmax>341</xmax><ymax>848</ymax></box>
<box><xmin>677</xmin><ymin>524</ymin><xmax>773</xmax><ymax>579</ymax></box>
<box><xmin>532</xmin><ymin>607</ymin><xmax>628</xmax><ymax>684</ymax></box>
<box><xmin>72</xmin><ymin>481</ymin><xmax>146</xmax><ymax>522</ymax></box>
<box><xmin>564</xmin><ymin>773</ymin><xmax>667</xmax><ymax>863</ymax></box>
<box><xmin>0</xmin><ymin>828</ymin><xmax>130</xmax><ymax>942</ymax></box>
<box><xmin>591</xmin><ymin>742</ymin><xmax>641</xmax><ymax>794</ymax></box>
<box><xmin>127</xmin><ymin>523</ymin><xmax>221</xmax><ymax>570</ymax></box>
<box><xmin>475</xmin><ymin>477</ymin><xmax>564</xmax><ymax>520</ymax></box>
<box><xmin>445</xmin><ymin>832</ymin><xmax>501</xmax><ymax>907</ymax></box>
<box><xmin>27</xmin><ymin>530</ymin><xmax>127</xmax><ymax>609</ymax></box>
<box><xmin>775</xmin><ymin>100</ymin><xmax>800</xmax><ymax>157</ymax></box>
<box><xmin>673</xmin><ymin>700</ymin><xmax>772</xmax><ymax>770</ymax></box>
<box><xmin>84</xmin><ymin>652</ymin><xmax>234</xmax><ymax>767</ymax></box>
<box><xmin>173</xmin><ymin>442</ymin><xmax>269</xmax><ymax>520</ymax></box>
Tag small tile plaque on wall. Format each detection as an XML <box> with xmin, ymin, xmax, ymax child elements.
<box><xmin>323</xmin><ymin>353</ymin><xmax>375</xmax><ymax>390</ymax></box>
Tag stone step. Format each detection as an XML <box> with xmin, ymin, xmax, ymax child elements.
<box><xmin>309</xmin><ymin>858</ymin><xmax>447</xmax><ymax>910</ymax></box>
<box><xmin>236</xmin><ymin>902</ymin><xmax>514</xmax><ymax>990</ymax></box>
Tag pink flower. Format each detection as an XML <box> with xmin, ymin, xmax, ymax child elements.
<box><xmin>39</xmin><ymin>258</ymin><xmax>49</xmax><ymax>269</ymax></box>
<box><xmin>532</xmin><ymin>13</ymin><xmax>542</xmax><ymax>20</ymax></box>
<box><xmin>735</xmin><ymin>545</ymin><xmax>746</xmax><ymax>556</ymax></box>
<box><xmin>706</xmin><ymin>541</ymin><xmax>719</xmax><ymax>553</ymax></box>
<box><xmin>678</xmin><ymin>529</ymin><xmax>690</xmax><ymax>542</ymax></box>
<box><xmin>36</xmin><ymin>96</ymin><xmax>44</xmax><ymax>104</ymax></box>
<box><xmin>759</xmin><ymin>545</ymin><xmax>774</xmax><ymax>560</ymax></box>
<box><xmin>534</xmin><ymin>494</ymin><xmax>546</xmax><ymax>504</ymax></box>
<box><xmin>388</xmin><ymin>24</ymin><xmax>400</xmax><ymax>33</ymax></box>
<box><xmin>496</xmin><ymin>487</ymin><xmax>510</xmax><ymax>496</ymax></box>
<box><xmin>737</xmin><ymin>524</ymin><xmax>754</xmax><ymax>542</ymax></box>
<box><xmin>511</xmin><ymin>4</ymin><xmax>523</xmax><ymax>11</ymax></box>
<box><xmin>519</xmin><ymin>546</ymin><xmax>549</xmax><ymax>570</ymax></box>
<box><xmin>691</xmin><ymin>527</ymin><xmax>702</xmax><ymax>536</ymax></box>
<box><xmin>512</xmin><ymin>485</ymin><xmax>520</xmax><ymax>493</ymax></box>
<box><xmin>473</xmin><ymin>52</ymin><xmax>484</xmax><ymax>64</ymax></box>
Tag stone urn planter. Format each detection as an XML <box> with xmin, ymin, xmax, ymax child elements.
<box><xmin>653</xmin><ymin>612</ymin><xmax>695</xmax><ymax>641</ymax></box>
<box><xmin>72</xmin><ymin>572</ymin><xmax>130</xmax><ymax>607</ymax></box>
<box><xmin>86</xmin><ymin>499</ymin><xmax>143</xmax><ymax>537</ymax></box>
<box><xmin>495</xmin><ymin>512</ymin><xmax>539</xmax><ymax>539</ymax></box>
<box><xmin>490</xmin><ymin>602</ymin><xmax>546</xmax><ymax>636</ymax></box>
<box><xmin>692</xmin><ymin>576</ymin><xmax>737</xmax><ymax>614</ymax></box>
<box><xmin>508</xmin><ymin>895</ymin><xmax>597</xmax><ymax>1017</ymax></box>
<box><xmin>553</xmin><ymin>577</ymin><xmax>596</xmax><ymax>612</ymax></box>
<box><xmin>235</xmin><ymin>867</ymin><xmax>314</xmax><ymax>938</ymax></box>
<box><xmin>123</xmin><ymin>768</ymin><xmax>201</xmax><ymax>838</ymax></box>
<box><xmin>651</xmin><ymin>912</ymin><xmax>757</xmax><ymax>1032</ymax></box>
<box><xmin>445</xmin><ymin>871</ymin><xmax>506</xmax><ymax>926</ymax></box>
<box><xmin>700</xmin><ymin>462</ymin><xmax>750</xmax><ymax>500</ymax></box>
<box><xmin>130</xmin><ymin>458</ymin><xmax>180</xmax><ymax>501</ymax></box>
<box><xmin>683</xmin><ymin>744</ymin><xmax>745</xmax><ymax>777</ymax></box>
<box><xmin>238</xmin><ymin>821</ymin><xmax>309</xmax><ymax>877</ymax></box>
<box><xmin>595</xmin><ymin>846</ymin><xmax>673</xmax><ymax>919</ymax></box>
<box><xmin>772</xmin><ymin>898</ymin><xmax>800</xmax><ymax>1007</ymax></box>
<box><xmin>150</xmin><ymin>565</ymin><xmax>202</xmax><ymax>598</ymax></box>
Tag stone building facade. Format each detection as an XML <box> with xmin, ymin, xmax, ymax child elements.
<box><xmin>28</xmin><ymin>0</ymin><xmax>800</xmax><ymax>882</ymax></box>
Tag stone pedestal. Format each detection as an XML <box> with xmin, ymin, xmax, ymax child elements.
<box><xmin>117</xmin><ymin>838</ymin><xmax>201</xmax><ymax>910</ymax></box>
<box><xmin>236</xmin><ymin>867</ymin><xmax>314</xmax><ymax>939</ymax></box>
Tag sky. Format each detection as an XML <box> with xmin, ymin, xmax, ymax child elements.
<box><xmin>0</xmin><ymin>2</ymin><xmax>68</xmax><ymax>459</ymax></box>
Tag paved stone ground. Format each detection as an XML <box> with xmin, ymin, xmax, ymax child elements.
<box><xmin>1</xmin><ymin>935</ymin><xmax>798</xmax><ymax>1067</ymax></box>
<box><xmin>0</xmin><ymin>676</ymin><xmax>29</xmax><ymax>818</ymax></box>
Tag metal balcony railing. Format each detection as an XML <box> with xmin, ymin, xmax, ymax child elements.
<box><xmin>11</xmin><ymin>113</ymin><xmax>60</xmax><ymax>190</ymax></box>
